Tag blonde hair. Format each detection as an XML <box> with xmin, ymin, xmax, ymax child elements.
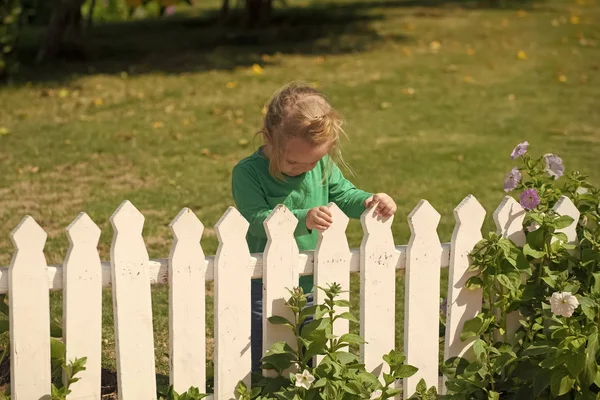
<box><xmin>259</xmin><ymin>81</ymin><xmax>349</xmax><ymax>180</ymax></box>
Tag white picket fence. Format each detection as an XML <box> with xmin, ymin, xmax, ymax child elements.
<box><xmin>0</xmin><ymin>194</ymin><xmax>580</xmax><ymax>399</ymax></box>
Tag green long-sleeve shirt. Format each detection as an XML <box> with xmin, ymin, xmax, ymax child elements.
<box><xmin>232</xmin><ymin>147</ymin><xmax>372</xmax><ymax>293</ymax></box>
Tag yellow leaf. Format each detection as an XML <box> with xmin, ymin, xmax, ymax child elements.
<box><xmin>226</xmin><ymin>81</ymin><xmax>238</xmax><ymax>89</ymax></box>
<box><xmin>120</xmin><ymin>71</ymin><xmax>129</xmax><ymax>79</ymax></box>
<box><xmin>94</xmin><ymin>98</ymin><xmax>104</xmax><ymax>106</ymax></box>
<box><xmin>402</xmin><ymin>88</ymin><xmax>416</xmax><ymax>95</ymax></box>
<box><xmin>183</xmin><ymin>118</ymin><xmax>191</xmax><ymax>126</ymax></box>
<box><xmin>379</xmin><ymin>102</ymin><xmax>391</xmax><ymax>110</ymax></box>
<box><xmin>517</xmin><ymin>10</ymin><xmax>528</xmax><ymax>18</ymax></box>
<box><xmin>501</xmin><ymin>19</ymin><xmax>509</xmax><ymax>27</ymax></box>
<box><xmin>508</xmin><ymin>94</ymin><xmax>516</xmax><ymax>101</ymax></box>
<box><xmin>0</xmin><ymin>127</ymin><xmax>9</xmax><ymax>136</ymax></box>
<box><xmin>570</xmin><ymin>15</ymin><xmax>580</xmax><ymax>24</ymax></box>
<box><xmin>429</xmin><ymin>40</ymin><xmax>441</xmax><ymax>52</ymax></box>
<box><xmin>311</xmin><ymin>81</ymin><xmax>319</xmax><ymax>88</ymax></box>
<box><xmin>558</xmin><ymin>74</ymin><xmax>567</xmax><ymax>83</ymax></box>
<box><xmin>551</xmin><ymin>19</ymin><xmax>560</xmax><ymax>27</ymax></box>
<box><xmin>235</xmin><ymin>118</ymin><xmax>244</xmax><ymax>125</ymax></box>
<box><xmin>516</xmin><ymin>50</ymin><xmax>528</xmax><ymax>60</ymax></box>
<box><xmin>463</xmin><ymin>76</ymin><xmax>474</xmax><ymax>83</ymax></box>
<box><xmin>261</xmin><ymin>105</ymin><xmax>268</xmax><ymax>115</ymax></box>
<box><xmin>201</xmin><ymin>148</ymin><xmax>211</xmax><ymax>157</ymax></box>
<box><xmin>401</xmin><ymin>47</ymin><xmax>412</xmax><ymax>56</ymax></box>
<box><xmin>238</xmin><ymin>138</ymin><xmax>249</xmax><ymax>147</ymax></box>
<box><xmin>58</xmin><ymin>88</ymin><xmax>69</xmax><ymax>98</ymax></box>
<box><xmin>153</xmin><ymin>121</ymin><xmax>164</xmax><ymax>129</ymax></box>
<box><xmin>65</xmin><ymin>139</ymin><xmax>71</xmax><ymax>145</ymax></box>
<box><xmin>313</xmin><ymin>56</ymin><xmax>326</xmax><ymax>64</ymax></box>
<box><xmin>165</xmin><ymin>104</ymin><xmax>175</xmax><ymax>113</ymax></box>
<box><xmin>467</xmin><ymin>47</ymin><xmax>476</xmax><ymax>56</ymax></box>
<box><xmin>251</xmin><ymin>64</ymin><xmax>264</xmax><ymax>75</ymax></box>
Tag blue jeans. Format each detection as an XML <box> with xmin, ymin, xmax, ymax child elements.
<box><xmin>251</xmin><ymin>279</ymin><xmax>314</xmax><ymax>373</ymax></box>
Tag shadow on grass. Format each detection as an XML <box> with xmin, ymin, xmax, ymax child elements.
<box><xmin>13</xmin><ymin>0</ymin><xmax>541</xmax><ymax>84</ymax></box>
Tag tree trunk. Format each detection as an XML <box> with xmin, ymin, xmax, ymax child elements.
<box><xmin>37</xmin><ymin>0</ymin><xmax>86</xmax><ymax>62</ymax></box>
<box><xmin>220</xmin><ymin>0</ymin><xmax>229</xmax><ymax>22</ymax></box>
<box><xmin>245</xmin><ymin>0</ymin><xmax>271</xmax><ymax>27</ymax></box>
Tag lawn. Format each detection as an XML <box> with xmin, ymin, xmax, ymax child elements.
<box><xmin>0</xmin><ymin>0</ymin><xmax>599</xmax><ymax>392</ymax></box>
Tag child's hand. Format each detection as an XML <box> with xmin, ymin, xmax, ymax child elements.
<box><xmin>364</xmin><ymin>193</ymin><xmax>397</xmax><ymax>217</ymax></box>
<box><xmin>306</xmin><ymin>206</ymin><xmax>333</xmax><ymax>231</ymax></box>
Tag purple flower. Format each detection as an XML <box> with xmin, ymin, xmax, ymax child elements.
<box><xmin>520</xmin><ymin>188</ymin><xmax>540</xmax><ymax>210</ymax></box>
<box><xmin>510</xmin><ymin>141</ymin><xmax>529</xmax><ymax>159</ymax></box>
<box><xmin>165</xmin><ymin>5</ymin><xmax>176</xmax><ymax>15</ymax></box>
<box><xmin>504</xmin><ymin>167</ymin><xmax>522</xmax><ymax>192</ymax></box>
<box><xmin>544</xmin><ymin>153</ymin><xmax>564</xmax><ymax>179</ymax></box>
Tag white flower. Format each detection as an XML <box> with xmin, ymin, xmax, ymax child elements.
<box><xmin>295</xmin><ymin>369</ymin><xmax>315</xmax><ymax>390</ymax></box>
<box><xmin>370</xmin><ymin>389</ymin><xmax>383</xmax><ymax>399</ymax></box>
<box><xmin>549</xmin><ymin>292</ymin><xmax>579</xmax><ymax>318</ymax></box>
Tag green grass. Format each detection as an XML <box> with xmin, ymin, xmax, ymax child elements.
<box><xmin>0</xmin><ymin>0</ymin><xmax>599</xmax><ymax>388</ymax></box>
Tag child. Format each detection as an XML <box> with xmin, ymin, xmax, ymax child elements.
<box><xmin>231</xmin><ymin>82</ymin><xmax>397</xmax><ymax>372</ymax></box>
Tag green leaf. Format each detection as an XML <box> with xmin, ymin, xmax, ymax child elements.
<box><xmin>488</xmin><ymin>391</ymin><xmax>500</xmax><ymax>400</ymax></box>
<box><xmin>472</xmin><ymin>339</ymin><xmax>485</xmax><ymax>362</ymax></box>
<box><xmin>554</xmin><ymin>215</ymin><xmax>575</xmax><ymax>229</ymax></box>
<box><xmin>550</xmin><ymin>368</ymin><xmax>576</xmax><ymax>397</ymax></box>
<box><xmin>394</xmin><ymin>364</ymin><xmax>418</xmax><ymax>379</ymax></box>
<box><xmin>533</xmin><ymin>371</ymin><xmax>551</xmax><ymax>398</ymax></box>
<box><xmin>333</xmin><ymin>299</ymin><xmax>351</xmax><ymax>307</ymax></box>
<box><xmin>578</xmin><ymin>296</ymin><xmax>596</xmax><ymax>320</ymax></box>
<box><xmin>336</xmin><ymin>312</ymin><xmax>358</xmax><ymax>323</ymax></box>
<box><xmin>416</xmin><ymin>378</ymin><xmax>427</xmax><ymax>393</ymax></box>
<box><xmin>460</xmin><ymin>313</ymin><xmax>488</xmax><ymax>341</ymax></box>
<box><xmin>592</xmin><ymin>273</ymin><xmax>600</xmax><ymax>296</ymax></box>
<box><xmin>267</xmin><ymin>316</ymin><xmax>294</xmax><ymax>328</ymax></box>
<box><xmin>565</xmin><ymin>350</ymin><xmax>585</xmax><ymax>377</ymax></box>
<box><xmin>523</xmin><ymin>243</ymin><xmax>546</xmax><ymax>259</ymax></box>
<box><xmin>338</xmin><ymin>333</ymin><xmax>365</xmax><ymax>345</ymax></box>
<box><xmin>496</xmin><ymin>274</ymin><xmax>515</xmax><ymax>291</ymax></box>
<box><xmin>465</xmin><ymin>276</ymin><xmax>483</xmax><ymax>290</ymax></box>
<box><xmin>0</xmin><ymin>320</ymin><xmax>8</xmax><ymax>335</ymax></box>
<box><xmin>50</xmin><ymin>337</ymin><xmax>66</xmax><ymax>361</ymax></box>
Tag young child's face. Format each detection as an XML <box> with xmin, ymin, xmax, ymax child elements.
<box><xmin>281</xmin><ymin>137</ymin><xmax>332</xmax><ymax>177</ymax></box>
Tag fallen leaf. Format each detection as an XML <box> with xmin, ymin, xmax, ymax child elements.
<box><xmin>226</xmin><ymin>81</ymin><xmax>238</xmax><ymax>89</ymax></box>
<box><xmin>501</xmin><ymin>19</ymin><xmax>509</xmax><ymax>27</ymax></box>
<box><xmin>570</xmin><ymin>15</ymin><xmax>580</xmax><ymax>24</ymax></box>
<box><xmin>402</xmin><ymin>47</ymin><xmax>412</xmax><ymax>56</ymax></box>
<box><xmin>445</xmin><ymin>64</ymin><xmax>458</xmax><ymax>73</ymax></box>
<box><xmin>261</xmin><ymin>105</ymin><xmax>268</xmax><ymax>115</ymax></box>
<box><xmin>235</xmin><ymin>118</ymin><xmax>244</xmax><ymax>125</ymax></box>
<box><xmin>65</xmin><ymin>139</ymin><xmax>71</xmax><ymax>145</ymax></box>
<box><xmin>165</xmin><ymin>105</ymin><xmax>175</xmax><ymax>113</ymax></box>
<box><xmin>238</xmin><ymin>138</ymin><xmax>249</xmax><ymax>147</ymax></box>
<box><xmin>311</xmin><ymin>81</ymin><xmax>320</xmax><ymax>88</ymax></box>
<box><xmin>429</xmin><ymin>40</ymin><xmax>442</xmax><ymax>53</ymax></box>
<box><xmin>558</xmin><ymin>74</ymin><xmax>567</xmax><ymax>83</ymax></box>
<box><xmin>379</xmin><ymin>102</ymin><xmax>391</xmax><ymax>109</ymax></box>
<box><xmin>404</xmin><ymin>22</ymin><xmax>416</xmax><ymax>31</ymax></box>
<box><xmin>29</xmin><ymin>166</ymin><xmax>39</xmax><ymax>173</ymax></box>
<box><xmin>183</xmin><ymin>119</ymin><xmax>191</xmax><ymax>126</ymax></box>
<box><xmin>251</xmin><ymin>64</ymin><xmax>264</xmax><ymax>75</ymax></box>
<box><xmin>153</xmin><ymin>121</ymin><xmax>164</xmax><ymax>129</ymax></box>
<box><xmin>58</xmin><ymin>88</ymin><xmax>70</xmax><ymax>98</ymax></box>
<box><xmin>464</xmin><ymin>75</ymin><xmax>474</xmax><ymax>83</ymax></box>
<box><xmin>313</xmin><ymin>56</ymin><xmax>326</xmax><ymax>64</ymax></box>
<box><xmin>201</xmin><ymin>148</ymin><xmax>212</xmax><ymax>157</ymax></box>
<box><xmin>402</xmin><ymin>88</ymin><xmax>416</xmax><ymax>95</ymax></box>
<box><xmin>94</xmin><ymin>98</ymin><xmax>104</xmax><ymax>106</ymax></box>
<box><xmin>517</xmin><ymin>10</ymin><xmax>528</xmax><ymax>18</ymax></box>
<box><xmin>551</xmin><ymin>18</ymin><xmax>560</xmax><ymax>27</ymax></box>
<box><xmin>508</xmin><ymin>94</ymin><xmax>516</xmax><ymax>101</ymax></box>
<box><xmin>0</xmin><ymin>127</ymin><xmax>9</xmax><ymax>136</ymax></box>
<box><xmin>467</xmin><ymin>47</ymin><xmax>476</xmax><ymax>56</ymax></box>
<box><xmin>120</xmin><ymin>71</ymin><xmax>129</xmax><ymax>79</ymax></box>
<box><xmin>516</xmin><ymin>50</ymin><xmax>528</xmax><ymax>60</ymax></box>
<box><xmin>456</xmin><ymin>154</ymin><xmax>464</xmax><ymax>162</ymax></box>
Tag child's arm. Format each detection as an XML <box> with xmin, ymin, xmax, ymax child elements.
<box><xmin>329</xmin><ymin>163</ymin><xmax>397</xmax><ymax>218</ymax></box>
<box><xmin>232</xmin><ymin>165</ymin><xmax>313</xmax><ymax>237</ymax></box>
<box><xmin>328</xmin><ymin>163</ymin><xmax>373</xmax><ymax>219</ymax></box>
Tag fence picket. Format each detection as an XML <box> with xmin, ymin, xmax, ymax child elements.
<box><xmin>314</xmin><ymin>203</ymin><xmax>351</xmax><ymax>337</ymax></box>
<box><xmin>263</xmin><ymin>205</ymin><xmax>299</xmax><ymax>373</ymax></box>
<box><xmin>214</xmin><ymin>207</ymin><xmax>252</xmax><ymax>399</ymax></box>
<box><xmin>493</xmin><ymin>196</ymin><xmax>526</xmax><ymax>343</ymax></box>
<box><xmin>110</xmin><ymin>201</ymin><xmax>157</xmax><ymax>400</ymax></box>
<box><xmin>9</xmin><ymin>216</ymin><xmax>51</xmax><ymax>400</ymax></box>
<box><xmin>359</xmin><ymin>205</ymin><xmax>397</xmax><ymax>378</ymax></box>
<box><xmin>552</xmin><ymin>196</ymin><xmax>580</xmax><ymax>245</ymax></box>
<box><xmin>64</xmin><ymin>213</ymin><xmax>102</xmax><ymax>399</ymax></box>
<box><xmin>442</xmin><ymin>196</ymin><xmax>485</xmax><ymax>393</ymax></box>
<box><xmin>169</xmin><ymin>208</ymin><xmax>207</xmax><ymax>393</ymax></box>
<box><xmin>404</xmin><ymin>200</ymin><xmax>442</xmax><ymax>396</ymax></box>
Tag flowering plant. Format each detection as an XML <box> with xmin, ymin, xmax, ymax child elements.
<box><xmin>236</xmin><ymin>283</ymin><xmax>437</xmax><ymax>400</ymax></box>
<box><xmin>443</xmin><ymin>142</ymin><xmax>600</xmax><ymax>398</ymax></box>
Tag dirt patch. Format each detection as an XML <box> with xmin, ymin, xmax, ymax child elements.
<box><xmin>0</xmin><ymin>155</ymin><xmax>156</xmax><ymax>265</ymax></box>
